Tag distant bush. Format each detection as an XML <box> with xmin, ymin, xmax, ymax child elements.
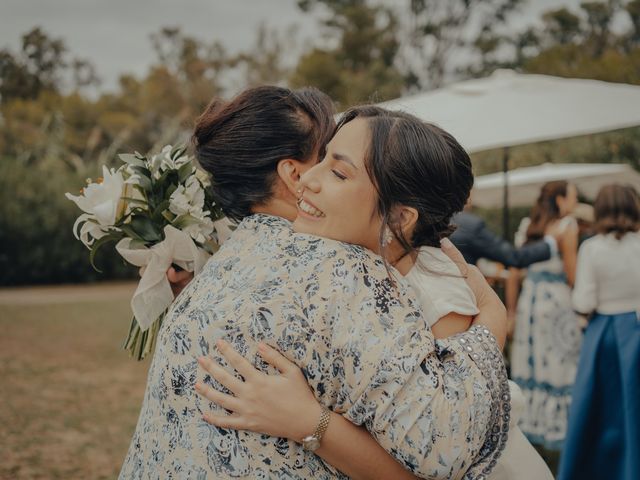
<box><xmin>0</xmin><ymin>156</ymin><xmax>135</xmax><ymax>286</ymax></box>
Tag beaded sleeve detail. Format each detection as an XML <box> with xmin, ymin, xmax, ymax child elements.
<box><xmin>436</xmin><ymin>325</ymin><xmax>511</xmax><ymax>480</ymax></box>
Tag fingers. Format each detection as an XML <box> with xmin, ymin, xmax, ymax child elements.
<box><xmin>167</xmin><ymin>267</ymin><xmax>193</xmax><ymax>284</ymax></box>
<box><xmin>195</xmin><ymin>381</ymin><xmax>241</xmax><ymax>412</ymax></box>
<box><xmin>440</xmin><ymin>238</ymin><xmax>469</xmax><ymax>277</ymax></box>
<box><xmin>257</xmin><ymin>342</ymin><xmax>296</xmax><ymax>375</ymax></box>
<box><xmin>197</xmin><ymin>356</ymin><xmax>244</xmax><ymax>394</ymax></box>
<box><xmin>216</xmin><ymin>339</ymin><xmax>259</xmax><ymax>381</ymax></box>
<box><xmin>202</xmin><ymin>412</ymin><xmax>249</xmax><ymax>430</ymax></box>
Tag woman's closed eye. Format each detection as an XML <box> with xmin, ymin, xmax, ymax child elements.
<box><xmin>332</xmin><ymin>169</ymin><xmax>347</xmax><ymax>180</ymax></box>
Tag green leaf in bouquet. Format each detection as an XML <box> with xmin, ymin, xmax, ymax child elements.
<box><xmin>166</xmin><ymin>183</ymin><xmax>178</xmax><ymax>198</ymax></box>
<box><xmin>171</xmin><ymin>145</ymin><xmax>187</xmax><ymax>160</ymax></box>
<box><xmin>161</xmin><ymin>210</ymin><xmax>176</xmax><ymax>223</ymax></box>
<box><xmin>151</xmin><ymin>199</ymin><xmax>171</xmax><ymax>224</ymax></box>
<box><xmin>130</xmin><ymin>166</ymin><xmax>153</xmax><ymax>192</ymax></box>
<box><xmin>89</xmin><ymin>231</ymin><xmax>123</xmax><ymax>272</ymax></box>
<box><xmin>178</xmin><ymin>162</ymin><xmax>195</xmax><ymax>184</ymax></box>
<box><xmin>155</xmin><ymin>168</ymin><xmax>178</xmax><ymax>193</ymax></box>
<box><xmin>128</xmin><ymin>215</ymin><xmax>163</xmax><ymax>243</ymax></box>
<box><xmin>172</xmin><ymin>213</ymin><xmax>203</xmax><ymax>230</ymax></box>
<box><xmin>118</xmin><ymin>153</ymin><xmax>146</xmax><ymax>168</ymax></box>
<box><xmin>127</xmin><ymin>206</ymin><xmax>149</xmax><ymax>217</ymax></box>
<box><xmin>119</xmin><ymin>225</ymin><xmax>146</xmax><ymax>244</ymax></box>
<box><xmin>128</xmin><ymin>238</ymin><xmax>148</xmax><ymax>249</ymax></box>
<box><xmin>123</xmin><ymin>314</ymin><xmax>165</xmax><ymax>361</ymax></box>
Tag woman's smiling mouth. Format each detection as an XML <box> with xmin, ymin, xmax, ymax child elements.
<box><xmin>297</xmin><ymin>198</ymin><xmax>325</xmax><ymax>218</ymax></box>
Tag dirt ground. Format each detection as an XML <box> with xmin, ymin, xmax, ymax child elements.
<box><xmin>0</xmin><ymin>282</ymin><xmax>150</xmax><ymax>479</ymax></box>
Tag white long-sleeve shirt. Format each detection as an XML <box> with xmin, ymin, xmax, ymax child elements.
<box><xmin>572</xmin><ymin>232</ymin><xmax>640</xmax><ymax>315</ymax></box>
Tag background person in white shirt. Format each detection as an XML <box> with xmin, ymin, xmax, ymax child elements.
<box><xmin>558</xmin><ymin>184</ymin><xmax>640</xmax><ymax>480</ymax></box>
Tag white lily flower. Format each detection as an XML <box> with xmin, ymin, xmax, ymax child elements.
<box><xmin>183</xmin><ymin>214</ymin><xmax>214</xmax><ymax>244</ymax></box>
<box><xmin>71</xmin><ymin>213</ymin><xmax>121</xmax><ymax>249</ymax></box>
<box><xmin>66</xmin><ymin>165</ymin><xmax>125</xmax><ymax>227</ymax></box>
<box><xmin>160</xmin><ymin>145</ymin><xmax>190</xmax><ymax>172</ymax></box>
<box><xmin>169</xmin><ymin>176</ymin><xmax>205</xmax><ymax>217</ymax></box>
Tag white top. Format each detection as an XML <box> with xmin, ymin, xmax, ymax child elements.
<box><xmin>405</xmin><ymin>246</ymin><xmax>479</xmax><ymax>327</ymax></box>
<box><xmin>572</xmin><ymin>232</ymin><xmax>640</xmax><ymax>314</ymax></box>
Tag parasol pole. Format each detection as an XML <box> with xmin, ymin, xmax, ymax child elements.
<box><xmin>502</xmin><ymin>147</ymin><xmax>510</xmax><ymax>240</ymax></box>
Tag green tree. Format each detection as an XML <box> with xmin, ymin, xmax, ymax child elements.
<box><xmin>402</xmin><ymin>0</ymin><xmax>524</xmax><ymax>89</ymax></box>
<box><xmin>0</xmin><ymin>27</ymin><xmax>98</xmax><ymax>102</ymax></box>
<box><xmin>292</xmin><ymin>0</ymin><xmax>404</xmax><ymax>106</ymax></box>
<box><xmin>235</xmin><ymin>24</ymin><xmax>292</xmax><ymax>87</ymax></box>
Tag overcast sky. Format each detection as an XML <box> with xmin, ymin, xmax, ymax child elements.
<box><xmin>2</xmin><ymin>0</ymin><xmax>591</xmax><ymax>93</ymax></box>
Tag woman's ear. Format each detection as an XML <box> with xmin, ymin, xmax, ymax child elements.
<box><xmin>276</xmin><ymin>159</ymin><xmax>304</xmax><ymax>196</ymax></box>
<box><xmin>392</xmin><ymin>205</ymin><xmax>419</xmax><ymax>239</ymax></box>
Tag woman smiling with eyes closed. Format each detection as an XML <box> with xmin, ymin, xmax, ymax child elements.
<box><xmin>195</xmin><ymin>106</ymin><xmax>551</xmax><ymax>479</ymax></box>
<box><xmin>122</xmin><ymin>90</ymin><xmax>513</xmax><ymax>480</ymax></box>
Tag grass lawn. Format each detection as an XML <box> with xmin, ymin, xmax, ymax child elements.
<box><xmin>0</xmin><ymin>283</ymin><xmax>149</xmax><ymax>480</ymax></box>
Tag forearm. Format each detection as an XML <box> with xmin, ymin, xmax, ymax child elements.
<box><xmin>315</xmin><ymin>412</ymin><xmax>418</xmax><ymax>480</ymax></box>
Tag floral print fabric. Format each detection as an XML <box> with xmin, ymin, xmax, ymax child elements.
<box><xmin>511</xmin><ymin>254</ymin><xmax>582</xmax><ymax>450</ymax></box>
<box><xmin>120</xmin><ymin>214</ymin><xmax>509</xmax><ymax>479</ymax></box>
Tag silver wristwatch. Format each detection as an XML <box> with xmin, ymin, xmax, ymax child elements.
<box><xmin>301</xmin><ymin>407</ymin><xmax>331</xmax><ymax>452</ymax></box>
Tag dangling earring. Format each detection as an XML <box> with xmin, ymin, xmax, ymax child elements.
<box><xmin>382</xmin><ymin>226</ymin><xmax>393</xmax><ymax>247</ymax></box>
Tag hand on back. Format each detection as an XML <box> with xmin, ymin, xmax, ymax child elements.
<box><xmin>167</xmin><ymin>267</ymin><xmax>194</xmax><ymax>298</ymax></box>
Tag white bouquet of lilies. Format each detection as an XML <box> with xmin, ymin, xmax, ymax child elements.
<box><xmin>66</xmin><ymin>145</ymin><xmax>226</xmax><ymax>360</ymax></box>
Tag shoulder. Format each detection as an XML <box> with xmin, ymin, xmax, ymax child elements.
<box><xmin>558</xmin><ymin>215</ymin><xmax>578</xmax><ymax>234</ymax></box>
<box><xmin>407</xmin><ymin>248</ymin><xmax>478</xmax><ymax>322</ymax></box>
<box><xmin>237</xmin><ymin>213</ymin><xmax>293</xmax><ymax>235</ymax></box>
<box><xmin>579</xmin><ymin>234</ymin><xmax>601</xmax><ymax>251</ymax></box>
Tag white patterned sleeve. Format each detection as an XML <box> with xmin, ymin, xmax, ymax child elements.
<box><xmin>345</xmin><ymin>325</ymin><xmax>510</xmax><ymax>480</ymax></box>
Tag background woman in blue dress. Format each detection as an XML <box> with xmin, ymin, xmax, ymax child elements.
<box><xmin>559</xmin><ymin>184</ymin><xmax>640</xmax><ymax>480</ymax></box>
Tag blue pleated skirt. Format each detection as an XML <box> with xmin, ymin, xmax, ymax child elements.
<box><xmin>558</xmin><ymin>311</ymin><xmax>640</xmax><ymax>480</ymax></box>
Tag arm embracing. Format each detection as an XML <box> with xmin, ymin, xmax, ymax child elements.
<box><xmin>346</xmin><ymin>325</ymin><xmax>510</xmax><ymax>480</ymax></box>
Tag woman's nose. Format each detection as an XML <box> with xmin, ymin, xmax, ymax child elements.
<box><xmin>300</xmin><ymin>165</ymin><xmax>321</xmax><ymax>193</ymax></box>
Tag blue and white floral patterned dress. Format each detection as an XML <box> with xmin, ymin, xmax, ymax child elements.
<box><xmin>510</xmin><ymin>243</ymin><xmax>582</xmax><ymax>450</ymax></box>
<box><xmin>119</xmin><ymin>214</ymin><xmax>510</xmax><ymax>479</ymax></box>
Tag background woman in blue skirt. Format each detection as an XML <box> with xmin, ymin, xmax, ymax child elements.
<box><xmin>559</xmin><ymin>184</ymin><xmax>640</xmax><ymax>480</ymax></box>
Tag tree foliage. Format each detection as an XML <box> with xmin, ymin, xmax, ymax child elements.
<box><xmin>4</xmin><ymin>2</ymin><xmax>640</xmax><ymax>284</ymax></box>
<box><xmin>291</xmin><ymin>0</ymin><xmax>404</xmax><ymax>106</ymax></box>
<box><xmin>465</xmin><ymin>0</ymin><xmax>640</xmax><ymax>86</ymax></box>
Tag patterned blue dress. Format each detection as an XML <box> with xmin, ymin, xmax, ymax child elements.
<box><xmin>510</xmin><ymin>253</ymin><xmax>583</xmax><ymax>450</ymax></box>
<box><xmin>119</xmin><ymin>214</ymin><xmax>510</xmax><ymax>479</ymax></box>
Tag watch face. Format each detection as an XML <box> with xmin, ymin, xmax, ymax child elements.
<box><xmin>302</xmin><ymin>436</ymin><xmax>320</xmax><ymax>451</ymax></box>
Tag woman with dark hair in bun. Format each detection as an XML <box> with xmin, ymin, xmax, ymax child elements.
<box><xmin>120</xmin><ymin>90</ymin><xmax>511</xmax><ymax>480</ymax></box>
<box><xmin>195</xmin><ymin>105</ymin><xmax>552</xmax><ymax>480</ymax></box>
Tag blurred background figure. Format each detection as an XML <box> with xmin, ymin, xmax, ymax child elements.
<box><xmin>509</xmin><ymin>180</ymin><xmax>582</xmax><ymax>473</ymax></box>
<box><xmin>573</xmin><ymin>202</ymin><xmax>596</xmax><ymax>245</ymax></box>
<box><xmin>558</xmin><ymin>184</ymin><xmax>640</xmax><ymax>480</ymax></box>
<box><xmin>451</xmin><ymin>199</ymin><xmax>556</xmax><ymax>267</ymax></box>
